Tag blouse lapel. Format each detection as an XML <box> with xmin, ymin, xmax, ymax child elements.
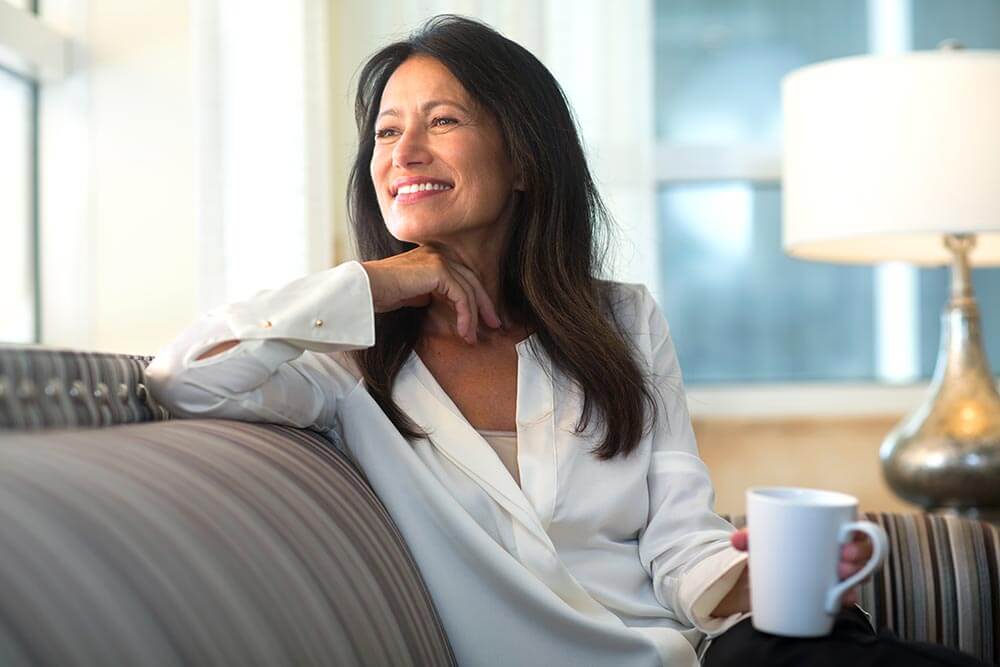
<box><xmin>393</xmin><ymin>345</ymin><xmax>631</xmax><ymax>631</ymax></box>
<box><xmin>394</xmin><ymin>353</ymin><xmax>555</xmax><ymax>552</ymax></box>
<box><xmin>513</xmin><ymin>337</ymin><xmax>558</xmax><ymax>532</ymax></box>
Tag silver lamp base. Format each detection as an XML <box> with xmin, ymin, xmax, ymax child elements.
<box><xmin>880</xmin><ymin>234</ymin><xmax>1000</xmax><ymax>523</ymax></box>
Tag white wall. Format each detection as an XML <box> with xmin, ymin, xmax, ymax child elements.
<box><xmin>39</xmin><ymin>0</ymin><xmax>328</xmax><ymax>355</ymax></box>
<box><xmin>41</xmin><ymin>0</ymin><xmax>199</xmax><ymax>355</ymax></box>
<box><xmin>194</xmin><ymin>0</ymin><xmax>333</xmax><ymax>312</ymax></box>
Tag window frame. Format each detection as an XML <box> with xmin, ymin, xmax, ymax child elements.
<box><xmin>0</xmin><ymin>1</ymin><xmax>67</xmax><ymax>344</ymax></box>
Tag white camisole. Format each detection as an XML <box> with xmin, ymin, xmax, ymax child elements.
<box><xmin>476</xmin><ymin>429</ymin><xmax>520</xmax><ymax>487</ymax></box>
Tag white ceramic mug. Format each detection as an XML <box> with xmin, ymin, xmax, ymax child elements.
<box><xmin>746</xmin><ymin>487</ymin><xmax>889</xmax><ymax>637</ymax></box>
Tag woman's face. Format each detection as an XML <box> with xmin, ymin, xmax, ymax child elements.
<box><xmin>370</xmin><ymin>55</ymin><xmax>518</xmax><ymax>246</ymax></box>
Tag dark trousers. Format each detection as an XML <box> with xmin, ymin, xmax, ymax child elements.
<box><xmin>703</xmin><ymin>607</ymin><xmax>991</xmax><ymax>667</ymax></box>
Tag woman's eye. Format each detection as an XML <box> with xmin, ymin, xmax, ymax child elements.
<box><xmin>374</xmin><ymin>128</ymin><xmax>399</xmax><ymax>139</ymax></box>
<box><xmin>432</xmin><ymin>117</ymin><xmax>458</xmax><ymax>128</ymax></box>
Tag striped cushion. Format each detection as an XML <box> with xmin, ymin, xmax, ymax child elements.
<box><xmin>0</xmin><ymin>419</ymin><xmax>455</xmax><ymax>666</ymax></box>
<box><xmin>0</xmin><ymin>346</ymin><xmax>170</xmax><ymax>430</ymax></box>
<box><xmin>723</xmin><ymin>512</ymin><xmax>999</xmax><ymax>664</ymax></box>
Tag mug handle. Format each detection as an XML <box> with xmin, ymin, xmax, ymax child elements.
<box><xmin>824</xmin><ymin>520</ymin><xmax>889</xmax><ymax>614</ymax></box>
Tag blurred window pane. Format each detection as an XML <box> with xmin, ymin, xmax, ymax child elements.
<box><xmin>912</xmin><ymin>0</ymin><xmax>1000</xmax><ymax>49</ymax></box>
<box><xmin>657</xmin><ymin>184</ymin><xmax>876</xmax><ymax>383</ymax></box>
<box><xmin>0</xmin><ymin>67</ymin><xmax>35</xmax><ymax>343</ymax></box>
<box><xmin>655</xmin><ymin>0</ymin><xmax>1000</xmax><ymax>385</ymax></box>
<box><xmin>654</xmin><ymin>0</ymin><xmax>868</xmax><ymax>143</ymax></box>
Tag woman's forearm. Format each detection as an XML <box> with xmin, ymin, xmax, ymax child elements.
<box><xmin>710</xmin><ymin>567</ymin><xmax>751</xmax><ymax>617</ymax></box>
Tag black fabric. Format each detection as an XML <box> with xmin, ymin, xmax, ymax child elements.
<box><xmin>704</xmin><ymin>607</ymin><xmax>993</xmax><ymax>667</ymax></box>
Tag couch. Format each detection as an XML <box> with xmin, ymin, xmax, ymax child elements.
<box><xmin>0</xmin><ymin>346</ymin><xmax>997</xmax><ymax>665</ymax></box>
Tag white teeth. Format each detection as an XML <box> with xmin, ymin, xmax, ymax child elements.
<box><xmin>396</xmin><ymin>182</ymin><xmax>452</xmax><ymax>195</ymax></box>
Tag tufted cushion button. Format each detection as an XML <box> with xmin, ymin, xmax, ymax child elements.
<box><xmin>94</xmin><ymin>382</ymin><xmax>110</xmax><ymax>402</ymax></box>
<box><xmin>17</xmin><ymin>379</ymin><xmax>36</xmax><ymax>400</ymax></box>
<box><xmin>69</xmin><ymin>380</ymin><xmax>87</xmax><ymax>399</ymax></box>
<box><xmin>0</xmin><ymin>349</ymin><xmax>164</xmax><ymax>429</ymax></box>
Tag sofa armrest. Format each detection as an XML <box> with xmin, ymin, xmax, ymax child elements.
<box><xmin>860</xmin><ymin>512</ymin><xmax>998</xmax><ymax>664</ymax></box>
<box><xmin>0</xmin><ymin>419</ymin><xmax>456</xmax><ymax>666</ymax></box>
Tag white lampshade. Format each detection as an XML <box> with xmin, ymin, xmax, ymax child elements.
<box><xmin>782</xmin><ymin>50</ymin><xmax>1000</xmax><ymax>266</ymax></box>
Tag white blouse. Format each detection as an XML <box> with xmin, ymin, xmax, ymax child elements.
<box><xmin>145</xmin><ymin>260</ymin><xmax>750</xmax><ymax>667</ymax></box>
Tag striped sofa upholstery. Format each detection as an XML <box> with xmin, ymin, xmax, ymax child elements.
<box><xmin>0</xmin><ymin>419</ymin><xmax>456</xmax><ymax>666</ymax></box>
<box><xmin>0</xmin><ymin>346</ymin><xmax>170</xmax><ymax>430</ymax></box>
<box><xmin>1</xmin><ymin>346</ymin><xmax>998</xmax><ymax>664</ymax></box>
<box><xmin>722</xmin><ymin>513</ymin><xmax>999</xmax><ymax>664</ymax></box>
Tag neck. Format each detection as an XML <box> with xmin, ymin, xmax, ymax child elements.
<box><xmin>420</xmin><ymin>201</ymin><xmax>524</xmax><ymax>338</ymax></box>
<box><xmin>422</xmin><ymin>239</ymin><xmax>508</xmax><ymax>337</ymax></box>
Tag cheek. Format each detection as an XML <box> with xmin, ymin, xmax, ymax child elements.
<box><xmin>370</xmin><ymin>155</ymin><xmax>391</xmax><ymax>211</ymax></box>
<box><xmin>369</xmin><ymin>155</ymin><xmax>383</xmax><ymax>188</ymax></box>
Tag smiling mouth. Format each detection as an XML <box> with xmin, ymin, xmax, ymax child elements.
<box><xmin>392</xmin><ymin>181</ymin><xmax>454</xmax><ymax>203</ymax></box>
<box><xmin>395</xmin><ymin>182</ymin><xmax>453</xmax><ymax>196</ymax></box>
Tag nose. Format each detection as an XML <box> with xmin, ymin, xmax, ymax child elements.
<box><xmin>391</xmin><ymin>127</ymin><xmax>432</xmax><ymax>169</ymax></box>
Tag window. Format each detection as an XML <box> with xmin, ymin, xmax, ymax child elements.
<box><xmin>0</xmin><ymin>1</ymin><xmax>39</xmax><ymax>343</ymax></box>
<box><xmin>654</xmin><ymin>0</ymin><xmax>1000</xmax><ymax>385</ymax></box>
<box><xmin>0</xmin><ymin>0</ymin><xmax>68</xmax><ymax>344</ymax></box>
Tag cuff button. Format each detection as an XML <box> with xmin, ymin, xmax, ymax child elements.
<box><xmin>314</xmin><ymin>319</ymin><xmax>324</xmax><ymax>327</ymax></box>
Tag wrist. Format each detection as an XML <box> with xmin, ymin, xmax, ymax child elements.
<box><xmin>359</xmin><ymin>260</ymin><xmax>386</xmax><ymax>313</ymax></box>
<box><xmin>710</xmin><ymin>567</ymin><xmax>751</xmax><ymax>617</ymax></box>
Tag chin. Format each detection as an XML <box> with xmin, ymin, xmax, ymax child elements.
<box><xmin>384</xmin><ymin>215</ymin><xmax>458</xmax><ymax>245</ymax></box>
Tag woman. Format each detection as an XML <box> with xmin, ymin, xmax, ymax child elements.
<box><xmin>146</xmin><ymin>15</ymin><xmax>986</xmax><ymax>667</ymax></box>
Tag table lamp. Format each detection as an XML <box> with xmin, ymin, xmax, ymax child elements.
<box><xmin>781</xmin><ymin>47</ymin><xmax>1000</xmax><ymax>521</ymax></box>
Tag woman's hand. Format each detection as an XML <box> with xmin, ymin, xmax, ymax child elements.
<box><xmin>361</xmin><ymin>247</ymin><xmax>502</xmax><ymax>344</ymax></box>
<box><xmin>729</xmin><ymin>528</ymin><xmax>875</xmax><ymax>608</ymax></box>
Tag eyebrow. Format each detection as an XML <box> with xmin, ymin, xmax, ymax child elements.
<box><xmin>377</xmin><ymin>99</ymin><xmax>471</xmax><ymax>121</ymax></box>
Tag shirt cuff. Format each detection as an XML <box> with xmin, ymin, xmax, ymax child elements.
<box><xmin>678</xmin><ymin>547</ymin><xmax>750</xmax><ymax>637</ymax></box>
<box><xmin>222</xmin><ymin>260</ymin><xmax>375</xmax><ymax>353</ymax></box>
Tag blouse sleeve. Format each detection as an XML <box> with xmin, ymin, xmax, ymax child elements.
<box><xmin>144</xmin><ymin>260</ymin><xmax>375</xmax><ymax>433</ymax></box>
<box><xmin>633</xmin><ymin>285</ymin><xmax>751</xmax><ymax>638</ymax></box>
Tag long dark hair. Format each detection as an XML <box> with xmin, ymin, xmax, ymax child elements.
<box><xmin>348</xmin><ymin>15</ymin><xmax>658</xmax><ymax>460</ymax></box>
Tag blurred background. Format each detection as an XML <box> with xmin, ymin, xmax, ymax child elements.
<box><xmin>3</xmin><ymin>0</ymin><xmax>1000</xmax><ymax>513</ymax></box>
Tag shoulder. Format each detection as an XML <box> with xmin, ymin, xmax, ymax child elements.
<box><xmin>598</xmin><ymin>280</ymin><xmax>669</xmax><ymax>339</ymax></box>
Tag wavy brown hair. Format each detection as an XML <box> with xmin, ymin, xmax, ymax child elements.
<box><xmin>348</xmin><ymin>15</ymin><xmax>658</xmax><ymax>460</ymax></box>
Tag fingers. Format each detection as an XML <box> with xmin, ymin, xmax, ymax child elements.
<box><xmin>838</xmin><ymin>561</ymin><xmax>867</xmax><ymax>579</ymax></box>
<box><xmin>449</xmin><ymin>269</ymin><xmax>480</xmax><ymax>344</ymax></box>
<box><xmin>436</xmin><ymin>271</ymin><xmax>477</xmax><ymax>344</ymax></box>
<box><xmin>841</xmin><ymin>534</ymin><xmax>873</xmax><ymax>564</ymax></box>
<box><xmin>839</xmin><ymin>538</ymin><xmax>866</xmax><ymax>608</ymax></box>
<box><xmin>372</xmin><ymin>246</ymin><xmax>503</xmax><ymax>343</ymax></box>
<box><xmin>730</xmin><ymin>528</ymin><xmax>749</xmax><ymax>551</ymax></box>
<box><xmin>839</xmin><ymin>532</ymin><xmax>875</xmax><ymax>582</ymax></box>
<box><xmin>450</xmin><ymin>262</ymin><xmax>502</xmax><ymax>330</ymax></box>
<box><xmin>842</xmin><ymin>589</ymin><xmax>859</xmax><ymax>608</ymax></box>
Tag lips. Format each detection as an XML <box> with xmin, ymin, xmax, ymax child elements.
<box><xmin>390</xmin><ymin>176</ymin><xmax>454</xmax><ymax>198</ymax></box>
